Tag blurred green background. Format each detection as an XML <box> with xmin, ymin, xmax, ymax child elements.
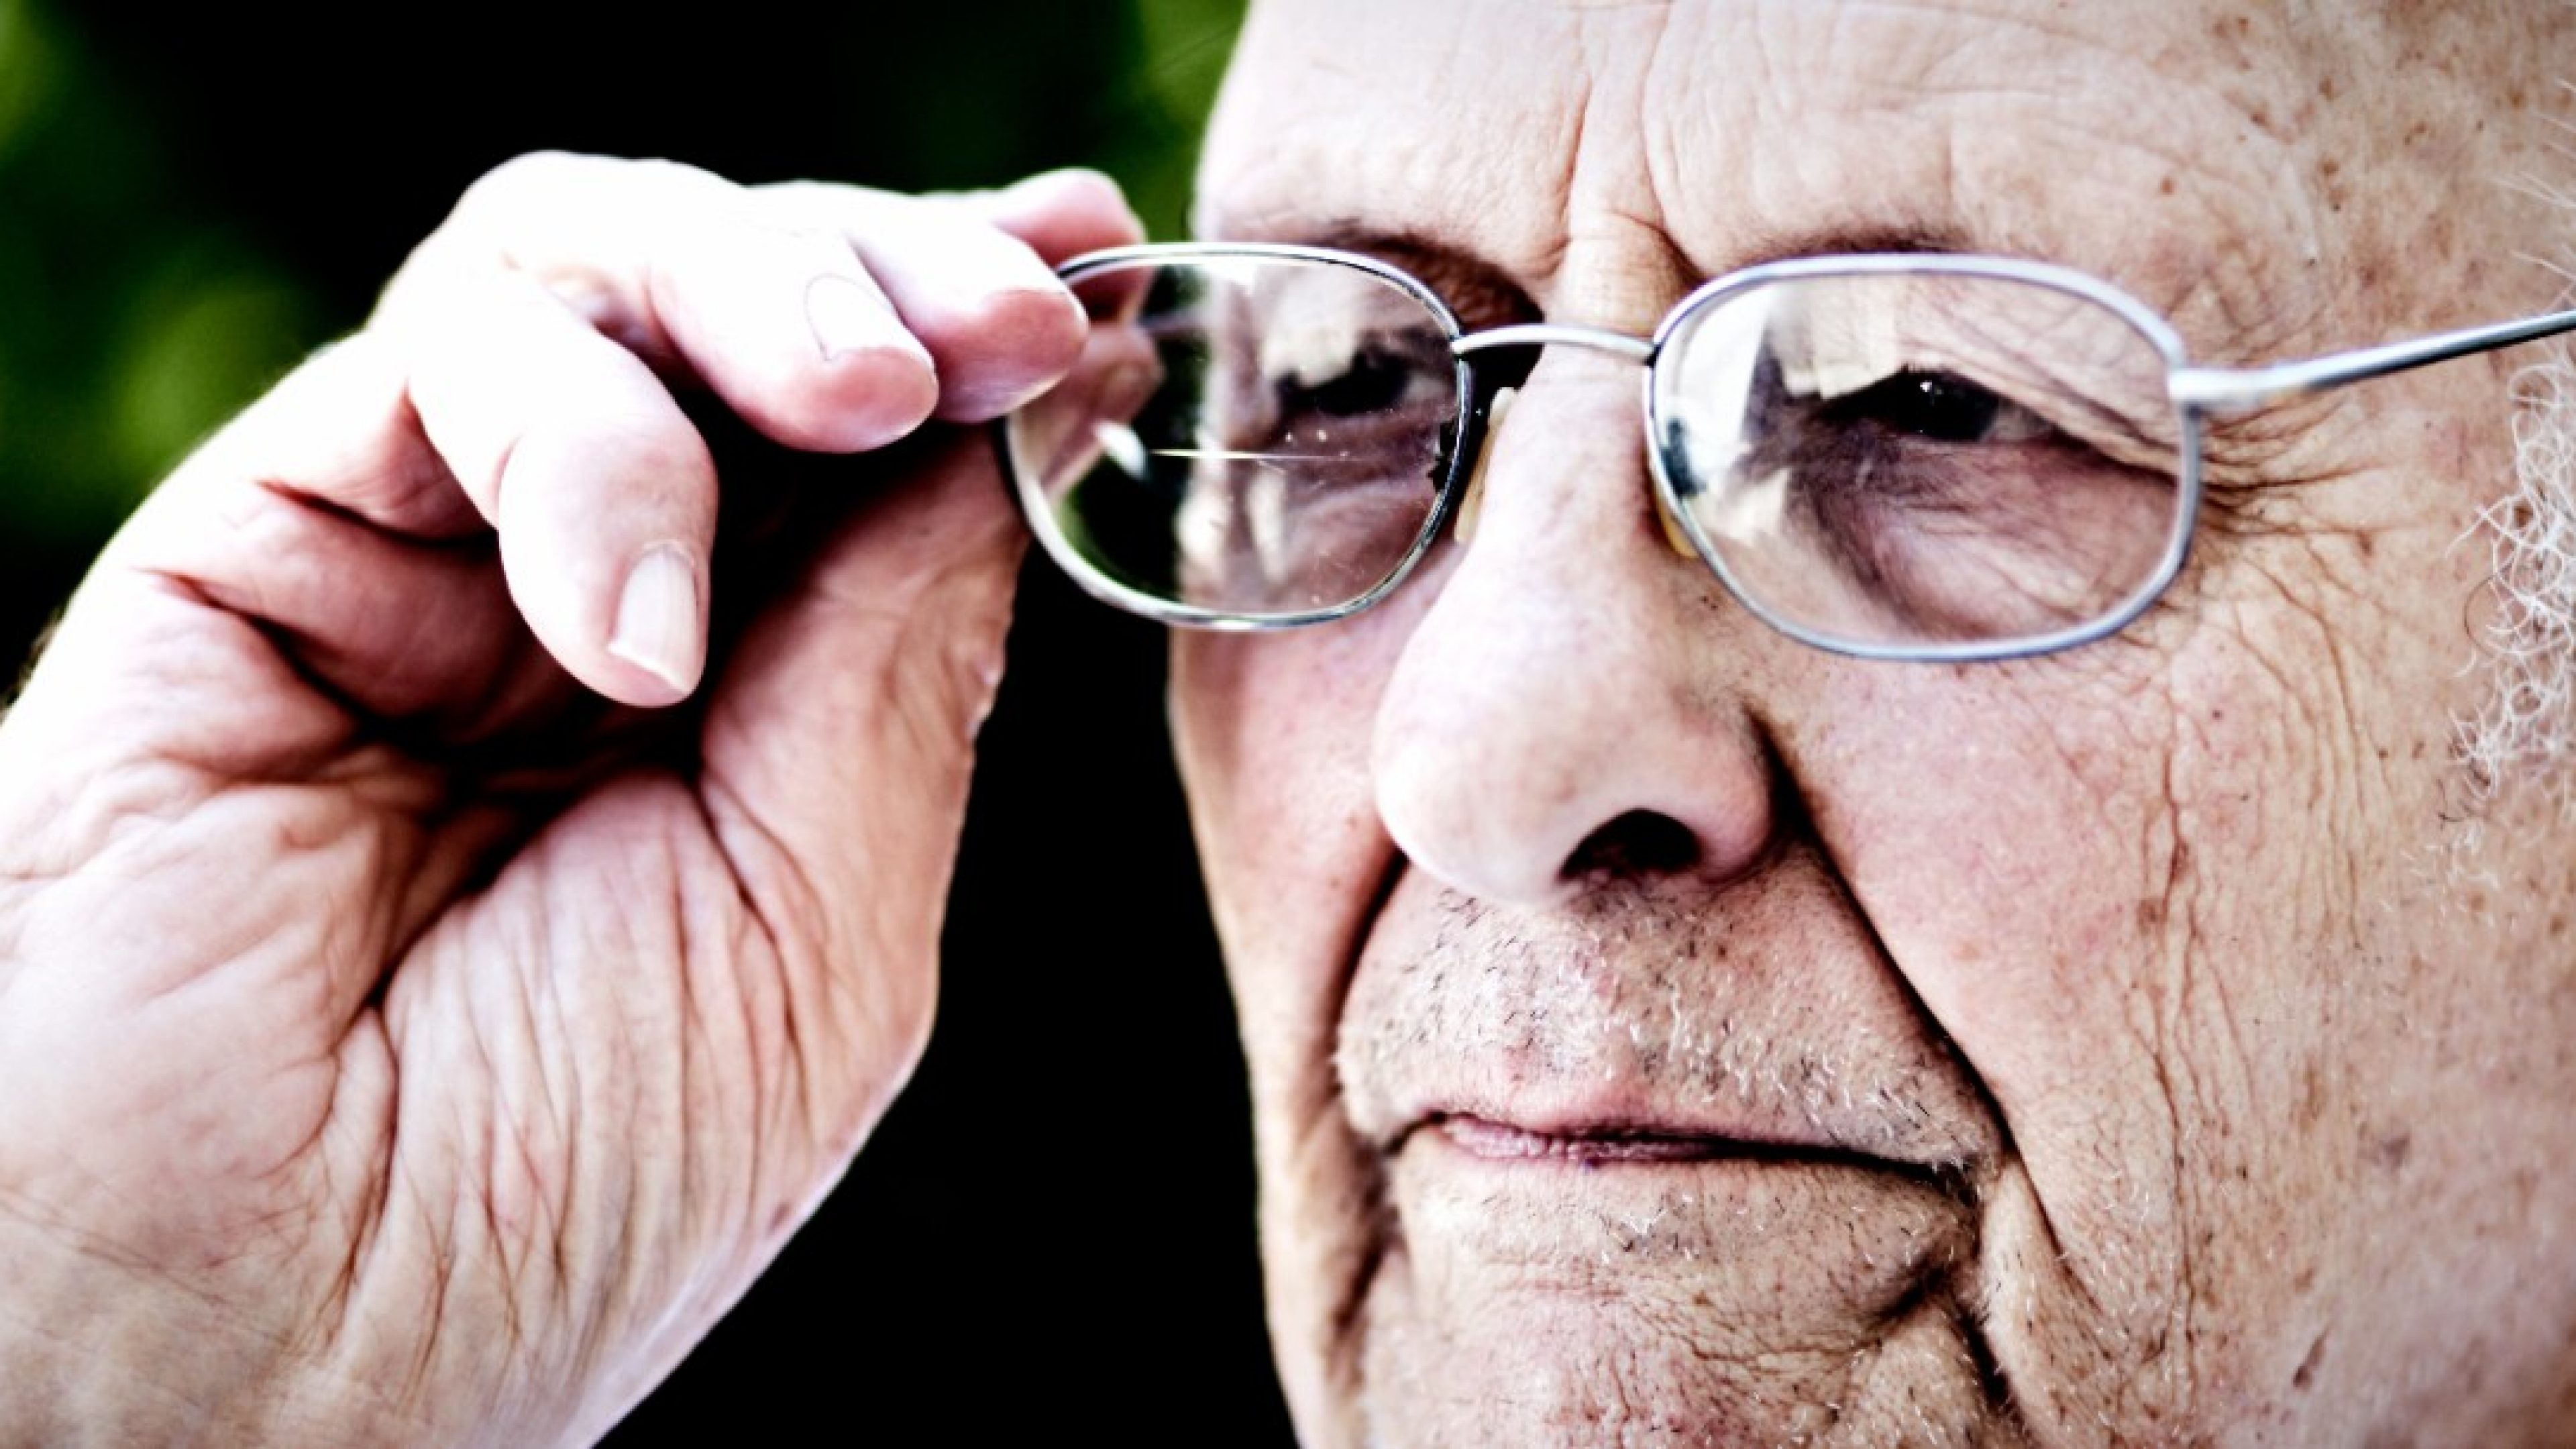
<box><xmin>0</xmin><ymin>0</ymin><xmax>1236</xmax><ymax>571</ymax></box>
<box><xmin>0</xmin><ymin>2</ymin><xmax>1291</xmax><ymax>1442</ymax></box>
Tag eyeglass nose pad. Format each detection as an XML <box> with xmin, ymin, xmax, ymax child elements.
<box><xmin>1652</xmin><ymin>479</ymin><xmax>1698</xmax><ymax>560</ymax></box>
<box><xmin>1452</xmin><ymin>381</ymin><xmax>1699</xmax><ymax>559</ymax></box>
<box><xmin>1453</xmin><ymin>387</ymin><xmax>1511</xmax><ymax>545</ymax></box>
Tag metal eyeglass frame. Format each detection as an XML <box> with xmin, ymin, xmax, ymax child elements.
<box><xmin>1007</xmin><ymin>241</ymin><xmax>2576</xmax><ymax>662</ymax></box>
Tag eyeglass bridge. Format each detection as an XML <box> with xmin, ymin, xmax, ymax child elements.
<box><xmin>1452</xmin><ymin>323</ymin><xmax>1657</xmax><ymax>365</ymax></box>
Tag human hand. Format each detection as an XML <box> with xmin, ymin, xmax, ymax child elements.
<box><xmin>0</xmin><ymin>153</ymin><xmax>1136</xmax><ymax>1445</ymax></box>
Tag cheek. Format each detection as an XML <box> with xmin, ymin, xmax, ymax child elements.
<box><xmin>1813</xmin><ymin>657</ymin><xmax>2230</xmax><ymax>1250</ymax></box>
<box><xmin>1171</xmin><ymin>551</ymin><xmax>1456</xmax><ymax>975</ymax></box>
<box><xmin>1818</xmin><ymin>640</ymin><xmax>2281</xmax><ymax>1144</ymax></box>
<box><xmin>1169</xmin><ymin>595</ymin><xmax>1426</xmax><ymax>1069</ymax></box>
<box><xmin>1805</xmin><ymin>641</ymin><xmax>2338</xmax><ymax>1422</ymax></box>
<box><xmin>1801</xmin><ymin>529</ymin><xmax>2487</xmax><ymax>1414</ymax></box>
<box><xmin>1169</xmin><ymin>594</ymin><xmax>1434</xmax><ymax>1434</ymax></box>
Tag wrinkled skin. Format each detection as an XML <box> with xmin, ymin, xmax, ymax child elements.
<box><xmin>9</xmin><ymin>4</ymin><xmax>2576</xmax><ymax>1448</ymax></box>
<box><xmin>1173</xmin><ymin>3</ymin><xmax>2576</xmax><ymax>1445</ymax></box>
<box><xmin>0</xmin><ymin>161</ymin><xmax>1140</xmax><ymax>1444</ymax></box>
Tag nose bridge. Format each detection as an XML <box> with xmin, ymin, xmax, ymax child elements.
<box><xmin>1450</xmin><ymin>332</ymin><xmax>1697</xmax><ymax>564</ymax></box>
<box><xmin>1460</xmin><ymin>342</ymin><xmax>1657</xmax><ymax>551</ymax></box>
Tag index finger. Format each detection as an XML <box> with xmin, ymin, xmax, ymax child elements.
<box><xmin>765</xmin><ymin>168</ymin><xmax>1149</xmax><ymax>423</ymax></box>
<box><xmin>355</xmin><ymin>157</ymin><xmax>1142</xmax><ymax>705</ymax></box>
<box><xmin>382</xmin><ymin>156</ymin><xmax>1144</xmax><ymax>453</ymax></box>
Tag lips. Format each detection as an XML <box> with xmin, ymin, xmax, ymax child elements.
<box><xmin>1374</xmin><ymin>1055</ymin><xmax>1990</xmax><ymax>1179</ymax></box>
<box><xmin>1421</xmin><ymin>1111</ymin><xmax>1955</xmax><ymax>1171</ymax></box>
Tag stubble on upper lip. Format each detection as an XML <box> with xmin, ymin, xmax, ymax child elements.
<box><xmin>1336</xmin><ymin>850</ymin><xmax>2002</xmax><ymax>1171</ymax></box>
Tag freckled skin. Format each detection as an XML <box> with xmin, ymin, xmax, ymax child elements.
<box><xmin>1171</xmin><ymin>3</ymin><xmax>2576</xmax><ymax>1444</ymax></box>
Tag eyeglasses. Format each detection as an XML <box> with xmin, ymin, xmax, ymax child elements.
<box><xmin>1000</xmin><ymin>242</ymin><xmax>2576</xmax><ymax>661</ymax></box>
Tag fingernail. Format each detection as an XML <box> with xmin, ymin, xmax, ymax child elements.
<box><xmin>807</xmin><ymin>274</ymin><xmax>930</xmax><ymax>367</ymax></box>
<box><xmin>941</xmin><ymin>363</ymin><xmax>1067</xmax><ymax>421</ymax></box>
<box><xmin>608</xmin><ymin>542</ymin><xmax>706</xmax><ymax>696</ymax></box>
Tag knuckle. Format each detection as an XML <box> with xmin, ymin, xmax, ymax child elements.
<box><xmin>1033</xmin><ymin>166</ymin><xmax>1130</xmax><ymax>217</ymax></box>
<box><xmin>451</xmin><ymin>152</ymin><xmax>729</xmax><ymax>229</ymax></box>
<box><xmin>618</xmin><ymin>154</ymin><xmax>728</xmax><ymax>198</ymax></box>
<box><xmin>753</xmin><ymin>177</ymin><xmax>859</xmax><ymax>213</ymax></box>
<box><xmin>453</xmin><ymin>148</ymin><xmax>591</xmax><ymax>218</ymax></box>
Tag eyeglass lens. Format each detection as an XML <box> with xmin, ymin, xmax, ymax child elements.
<box><xmin>1006</xmin><ymin>254</ymin><xmax>2190</xmax><ymax>651</ymax></box>
<box><xmin>1656</xmin><ymin>272</ymin><xmax>2184</xmax><ymax>651</ymax></box>
<box><xmin>1007</xmin><ymin>256</ymin><xmax>1462</xmax><ymax>623</ymax></box>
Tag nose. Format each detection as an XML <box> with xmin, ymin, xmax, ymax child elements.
<box><xmin>1370</xmin><ymin>348</ymin><xmax>1783</xmax><ymax>910</ymax></box>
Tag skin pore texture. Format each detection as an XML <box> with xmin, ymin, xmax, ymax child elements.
<box><xmin>1171</xmin><ymin>3</ymin><xmax>2576</xmax><ymax>1445</ymax></box>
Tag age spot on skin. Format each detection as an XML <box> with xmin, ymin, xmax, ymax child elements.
<box><xmin>2365</xmin><ymin>1131</ymin><xmax>2412</xmax><ymax>1174</ymax></box>
<box><xmin>2294</xmin><ymin>1330</ymin><xmax>2326</xmax><ymax>1391</ymax></box>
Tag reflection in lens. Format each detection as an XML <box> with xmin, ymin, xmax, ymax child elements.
<box><xmin>1656</xmin><ymin>270</ymin><xmax>2185</xmax><ymax>652</ymax></box>
<box><xmin>1005</xmin><ymin>256</ymin><xmax>1462</xmax><ymax>622</ymax></box>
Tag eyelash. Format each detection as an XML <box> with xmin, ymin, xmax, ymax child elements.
<box><xmin>1820</xmin><ymin>370</ymin><xmax>2058</xmax><ymax>447</ymax></box>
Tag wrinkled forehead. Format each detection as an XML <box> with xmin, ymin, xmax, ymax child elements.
<box><xmin>1197</xmin><ymin>0</ymin><xmax>2526</xmax><ymax>362</ymax></box>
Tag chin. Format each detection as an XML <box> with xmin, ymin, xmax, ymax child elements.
<box><xmin>1339</xmin><ymin>1126</ymin><xmax>2019</xmax><ymax>1447</ymax></box>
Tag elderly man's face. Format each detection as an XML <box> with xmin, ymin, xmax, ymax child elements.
<box><xmin>1167</xmin><ymin>2</ymin><xmax>2576</xmax><ymax>1444</ymax></box>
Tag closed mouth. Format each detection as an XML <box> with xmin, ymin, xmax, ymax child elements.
<box><xmin>1411</xmin><ymin>1112</ymin><xmax>1970</xmax><ymax>1191</ymax></box>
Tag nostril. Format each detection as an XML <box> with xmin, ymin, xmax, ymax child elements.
<box><xmin>1562</xmin><ymin>810</ymin><xmax>1701</xmax><ymax>881</ymax></box>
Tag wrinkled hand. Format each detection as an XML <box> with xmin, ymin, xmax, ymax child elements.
<box><xmin>0</xmin><ymin>153</ymin><xmax>1136</xmax><ymax>1445</ymax></box>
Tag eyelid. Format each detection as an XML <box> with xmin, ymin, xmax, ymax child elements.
<box><xmin>1293</xmin><ymin>233</ymin><xmax>1537</xmax><ymax>334</ymax></box>
<box><xmin>1819</xmin><ymin>340</ymin><xmax>2182</xmax><ymax>471</ymax></box>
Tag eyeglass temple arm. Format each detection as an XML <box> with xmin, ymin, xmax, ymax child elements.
<box><xmin>2171</xmin><ymin>304</ymin><xmax>2576</xmax><ymax>414</ymax></box>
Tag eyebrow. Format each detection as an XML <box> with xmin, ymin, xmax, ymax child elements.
<box><xmin>1251</xmin><ymin>222</ymin><xmax>1541</xmax><ymax>330</ymax></box>
<box><xmin>1737</xmin><ymin>223</ymin><xmax>1973</xmax><ymax>266</ymax></box>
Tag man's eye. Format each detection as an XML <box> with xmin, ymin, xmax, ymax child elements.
<box><xmin>1278</xmin><ymin>347</ymin><xmax>1420</xmax><ymax>419</ymax></box>
<box><xmin>1827</xmin><ymin>370</ymin><xmax>2047</xmax><ymax>444</ymax></box>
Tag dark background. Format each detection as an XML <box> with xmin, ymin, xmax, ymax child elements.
<box><xmin>0</xmin><ymin>3</ymin><xmax>1295</xmax><ymax>1442</ymax></box>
